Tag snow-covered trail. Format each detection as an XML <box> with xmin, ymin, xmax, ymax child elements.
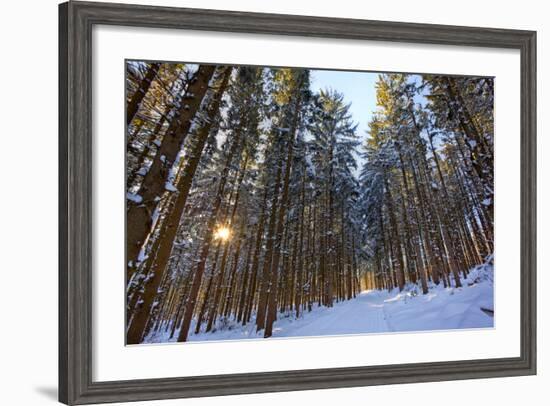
<box><xmin>144</xmin><ymin>259</ymin><xmax>493</xmax><ymax>344</ymax></box>
<box><xmin>272</xmin><ymin>291</ymin><xmax>390</xmax><ymax>338</ymax></box>
<box><xmin>146</xmin><ymin>292</ymin><xmax>395</xmax><ymax>343</ymax></box>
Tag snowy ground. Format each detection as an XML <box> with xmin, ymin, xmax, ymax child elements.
<box><xmin>144</xmin><ymin>258</ymin><xmax>493</xmax><ymax>343</ymax></box>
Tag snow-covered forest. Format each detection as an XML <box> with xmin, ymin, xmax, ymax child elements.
<box><xmin>125</xmin><ymin>63</ymin><xmax>494</xmax><ymax>345</ymax></box>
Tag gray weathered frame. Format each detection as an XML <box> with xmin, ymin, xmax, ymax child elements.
<box><xmin>59</xmin><ymin>1</ymin><xmax>537</xmax><ymax>404</ymax></box>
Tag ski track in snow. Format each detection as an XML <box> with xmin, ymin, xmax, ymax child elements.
<box><xmin>272</xmin><ymin>292</ymin><xmax>391</xmax><ymax>338</ymax></box>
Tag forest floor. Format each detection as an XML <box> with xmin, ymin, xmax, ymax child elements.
<box><xmin>144</xmin><ymin>258</ymin><xmax>494</xmax><ymax>344</ymax></box>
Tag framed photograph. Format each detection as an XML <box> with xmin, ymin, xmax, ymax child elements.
<box><xmin>59</xmin><ymin>1</ymin><xmax>536</xmax><ymax>404</ymax></box>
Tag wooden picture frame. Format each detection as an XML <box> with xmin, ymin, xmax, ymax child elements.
<box><xmin>59</xmin><ymin>1</ymin><xmax>536</xmax><ymax>404</ymax></box>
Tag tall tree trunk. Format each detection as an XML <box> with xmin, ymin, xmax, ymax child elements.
<box><xmin>255</xmin><ymin>151</ymin><xmax>283</xmax><ymax>332</ymax></box>
<box><xmin>294</xmin><ymin>172</ymin><xmax>306</xmax><ymax>317</ymax></box>
<box><xmin>384</xmin><ymin>178</ymin><xmax>406</xmax><ymax>290</ymax></box>
<box><xmin>263</xmin><ymin>157</ymin><xmax>291</xmax><ymax>336</ymax></box>
<box><xmin>264</xmin><ymin>91</ymin><xmax>303</xmax><ymax>338</ymax></box>
<box><xmin>126</xmin><ymin>65</ymin><xmax>216</xmax><ymax>277</ymax></box>
<box><xmin>243</xmin><ymin>187</ymin><xmax>269</xmax><ymax>325</ymax></box>
<box><xmin>126</xmin><ymin>67</ymin><xmax>232</xmax><ymax>344</ymax></box>
<box><xmin>193</xmin><ymin>243</ymin><xmax>221</xmax><ymax>334</ymax></box>
<box><xmin>236</xmin><ymin>232</ymin><xmax>255</xmax><ymax>322</ymax></box>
